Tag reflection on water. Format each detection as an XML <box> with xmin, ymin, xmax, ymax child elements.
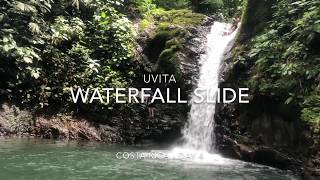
<box><xmin>0</xmin><ymin>138</ymin><xmax>299</xmax><ymax>180</ymax></box>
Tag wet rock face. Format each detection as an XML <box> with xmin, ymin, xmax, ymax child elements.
<box><xmin>215</xmin><ymin>38</ymin><xmax>319</xmax><ymax>180</ymax></box>
<box><xmin>126</xmin><ymin>17</ymin><xmax>214</xmax><ymax>145</ymax></box>
<box><xmin>138</xmin><ymin>16</ymin><xmax>214</xmax><ymax>90</ymax></box>
<box><xmin>214</xmin><ymin>82</ymin><xmax>309</xmax><ymax>173</ymax></box>
<box><xmin>304</xmin><ymin>149</ymin><xmax>320</xmax><ymax>180</ymax></box>
<box><xmin>178</xmin><ymin>20</ymin><xmax>212</xmax><ymax>95</ymax></box>
<box><xmin>213</xmin><ymin>0</ymin><xmax>320</xmax><ymax>176</ymax></box>
<box><xmin>215</xmin><ymin>55</ymin><xmax>314</xmax><ymax>173</ymax></box>
<box><xmin>119</xmin><ymin>103</ymin><xmax>187</xmax><ymax>145</ymax></box>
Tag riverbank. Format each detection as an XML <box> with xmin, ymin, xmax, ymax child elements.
<box><xmin>0</xmin><ymin>102</ymin><xmax>188</xmax><ymax>145</ymax></box>
<box><xmin>0</xmin><ymin>103</ymin><xmax>118</xmax><ymax>142</ymax></box>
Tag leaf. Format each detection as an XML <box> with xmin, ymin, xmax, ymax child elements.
<box><xmin>31</xmin><ymin>71</ymin><xmax>40</xmax><ymax>79</ymax></box>
<box><xmin>14</xmin><ymin>2</ymin><xmax>37</xmax><ymax>13</ymax></box>
<box><xmin>313</xmin><ymin>24</ymin><xmax>320</xmax><ymax>33</ymax></box>
<box><xmin>23</xmin><ymin>56</ymin><xmax>33</xmax><ymax>63</ymax></box>
<box><xmin>0</xmin><ymin>14</ymin><xmax>4</xmax><ymax>22</ymax></box>
<box><xmin>28</xmin><ymin>22</ymin><xmax>41</xmax><ymax>34</ymax></box>
<box><xmin>3</xmin><ymin>36</ymin><xmax>9</xmax><ymax>43</ymax></box>
<box><xmin>248</xmin><ymin>48</ymin><xmax>261</xmax><ymax>58</ymax></box>
<box><xmin>30</xmin><ymin>51</ymin><xmax>40</xmax><ymax>60</ymax></box>
<box><xmin>101</xmin><ymin>11</ymin><xmax>107</xmax><ymax>18</ymax></box>
<box><xmin>72</xmin><ymin>0</ymin><xmax>80</xmax><ymax>10</ymax></box>
<box><xmin>285</xmin><ymin>97</ymin><xmax>293</xmax><ymax>104</ymax></box>
<box><xmin>3</xmin><ymin>45</ymin><xmax>11</xmax><ymax>52</ymax></box>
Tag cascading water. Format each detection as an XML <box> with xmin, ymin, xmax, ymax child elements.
<box><xmin>167</xmin><ymin>22</ymin><xmax>239</xmax><ymax>164</ymax></box>
<box><xmin>182</xmin><ymin>22</ymin><xmax>239</xmax><ymax>152</ymax></box>
<box><xmin>139</xmin><ymin>22</ymin><xmax>297</xmax><ymax>179</ymax></box>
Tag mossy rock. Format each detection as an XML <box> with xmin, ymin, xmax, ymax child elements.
<box><xmin>144</xmin><ymin>31</ymin><xmax>172</xmax><ymax>63</ymax></box>
<box><xmin>141</xmin><ymin>8</ymin><xmax>206</xmax><ymax>85</ymax></box>
<box><xmin>157</xmin><ymin>49</ymin><xmax>182</xmax><ymax>82</ymax></box>
<box><xmin>153</xmin><ymin>29</ymin><xmax>184</xmax><ymax>83</ymax></box>
<box><xmin>301</xmin><ymin>94</ymin><xmax>320</xmax><ymax>133</ymax></box>
<box><xmin>239</xmin><ymin>0</ymin><xmax>276</xmax><ymax>42</ymax></box>
<box><xmin>153</xmin><ymin>9</ymin><xmax>205</xmax><ymax>27</ymax></box>
<box><xmin>140</xmin><ymin>9</ymin><xmax>206</xmax><ymax>31</ymax></box>
<box><xmin>144</xmin><ymin>25</ymin><xmax>185</xmax><ymax>67</ymax></box>
<box><xmin>139</xmin><ymin>19</ymin><xmax>152</xmax><ymax>31</ymax></box>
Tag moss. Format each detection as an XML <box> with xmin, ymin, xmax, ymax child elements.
<box><xmin>139</xmin><ymin>9</ymin><xmax>206</xmax><ymax>32</ymax></box>
<box><xmin>141</xmin><ymin>8</ymin><xmax>205</xmax><ymax>85</ymax></box>
<box><xmin>144</xmin><ymin>17</ymin><xmax>188</xmax><ymax>68</ymax></box>
<box><xmin>232</xmin><ymin>0</ymin><xmax>320</xmax><ymax>137</ymax></box>
<box><xmin>170</xmin><ymin>54</ymin><xmax>183</xmax><ymax>83</ymax></box>
<box><xmin>239</xmin><ymin>0</ymin><xmax>276</xmax><ymax>42</ymax></box>
<box><xmin>139</xmin><ymin>19</ymin><xmax>152</xmax><ymax>31</ymax></box>
<box><xmin>155</xmin><ymin>9</ymin><xmax>206</xmax><ymax>27</ymax></box>
<box><xmin>301</xmin><ymin>95</ymin><xmax>320</xmax><ymax>133</ymax></box>
<box><xmin>152</xmin><ymin>26</ymin><xmax>185</xmax><ymax>78</ymax></box>
<box><xmin>157</xmin><ymin>48</ymin><xmax>182</xmax><ymax>81</ymax></box>
<box><xmin>144</xmin><ymin>31</ymin><xmax>171</xmax><ymax>63</ymax></box>
<box><xmin>166</xmin><ymin>38</ymin><xmax>183</xmax><ymax>49</ymax></box>
<box><xmin>158</xmin><ymin>22</ymin><xmax>171</xmax><ymax>29</ymax></box>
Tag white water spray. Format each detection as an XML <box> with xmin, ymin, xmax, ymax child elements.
<box><xmin>182</xmin><ymin>22</ymin><xmax>239</xmax><ymax>152</ymax></box>
<box><xmin>149</xmin><ymin>22</ymin><xmax>241</xmax><ymax>166</ymax></box>
<box><xmin>167</xmin><ymin>22</ymin><xmax>239</xmax><ymax>164</ymax></box>
<box><xmin>164</xmin><ymin>22</ymin><xmax>237</xmax><ymax>165</ymax></box>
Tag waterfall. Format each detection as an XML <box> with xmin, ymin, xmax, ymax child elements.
<box><xmin>182</xmin><ymin>22</ymin><xmax>239</xmax><ymax>152</ymax></box>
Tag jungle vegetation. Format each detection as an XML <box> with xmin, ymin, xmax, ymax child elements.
<box><xmin>0</xmin><ymin>0</ymin><xmax>319</xmax><ymax>135</ymax></box>
<box><xmin>0</xmin><ymin>0</ymin><xmax>242</xmax><ymax>113</ymax></box>
<box><xmin>234</xmin><ymin>0</ymin><xmax>320</xmax><ymax>133</ymax></box>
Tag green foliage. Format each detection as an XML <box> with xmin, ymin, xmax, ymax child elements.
<box><xmin>158</xmin><ymin>48</ymin><xmax>182</xmax><ymax>81</ymax></box>
<box><xmin>137</xmin><ymin>4</ymin><xmax>205</xmax><ymax>85</ymax></box>
<box><xmin>154</xmin><ymin>0</ymin><xmax>189</xmax><ymax>9</ymax></box>
<box><xmin>142</xmin><ymin>8</ymin><xmax>204</xmax><ymax>73</ymax></box>
<box><xmin>190</xmin><ymin>0</ymin><xmax>244</xmax><ymax>17</ymax></box>
<box><xmin>139</xmin><ymin>8</ymin><xmax>206</xmax><ymax>31</ymax></box>
<box><xmin>234</xmin><ymin>0</ymin><xmax>320</xmax><ymax>131</ymax></box>
<box><xmin>150</xmin><ymin>0</ymin><xmax>244</xmax><ymax>17</ymax></box>
<box><xmin>0</xmin><ymin>0</ymin><xmax>137</xmax><ymax>112</ymax></box>
<box><xmin>156</xmin><ymin>9</ymin><xmax>206</xmax><ymax>27</ymax></box>
<box><xmin>136</xmin><ymin>0</ymin><xmax>243</xmax><ymax>30</ymax></box>
<box><xmin>301</xmin><ymin>95</ymin><xmax>320</xmax><ymax>133</ymax></box>
<box><xmin>51</xmin><ymin>16</ymin><xmax>85</xmax><ymax>45</ymax></box>
<box><xmin>140</xmin><ymin>18</ymin><xmax>152</xmax><ymax>30</ymax></box>
<box><xmin>131</xmin><ymin>0</ymin><xmax>157</xmax><ymax>15</ymax></box>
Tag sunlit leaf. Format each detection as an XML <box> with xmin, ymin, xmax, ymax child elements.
<box><xmin>23</xmin><ymin>56</ymin><xmax>33</xmax><ymax>63</ymax></box>
<box><xmin>28</xmin><ymin>22</ymin><xmax>41</xmax><ymax>34</ymax></box>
